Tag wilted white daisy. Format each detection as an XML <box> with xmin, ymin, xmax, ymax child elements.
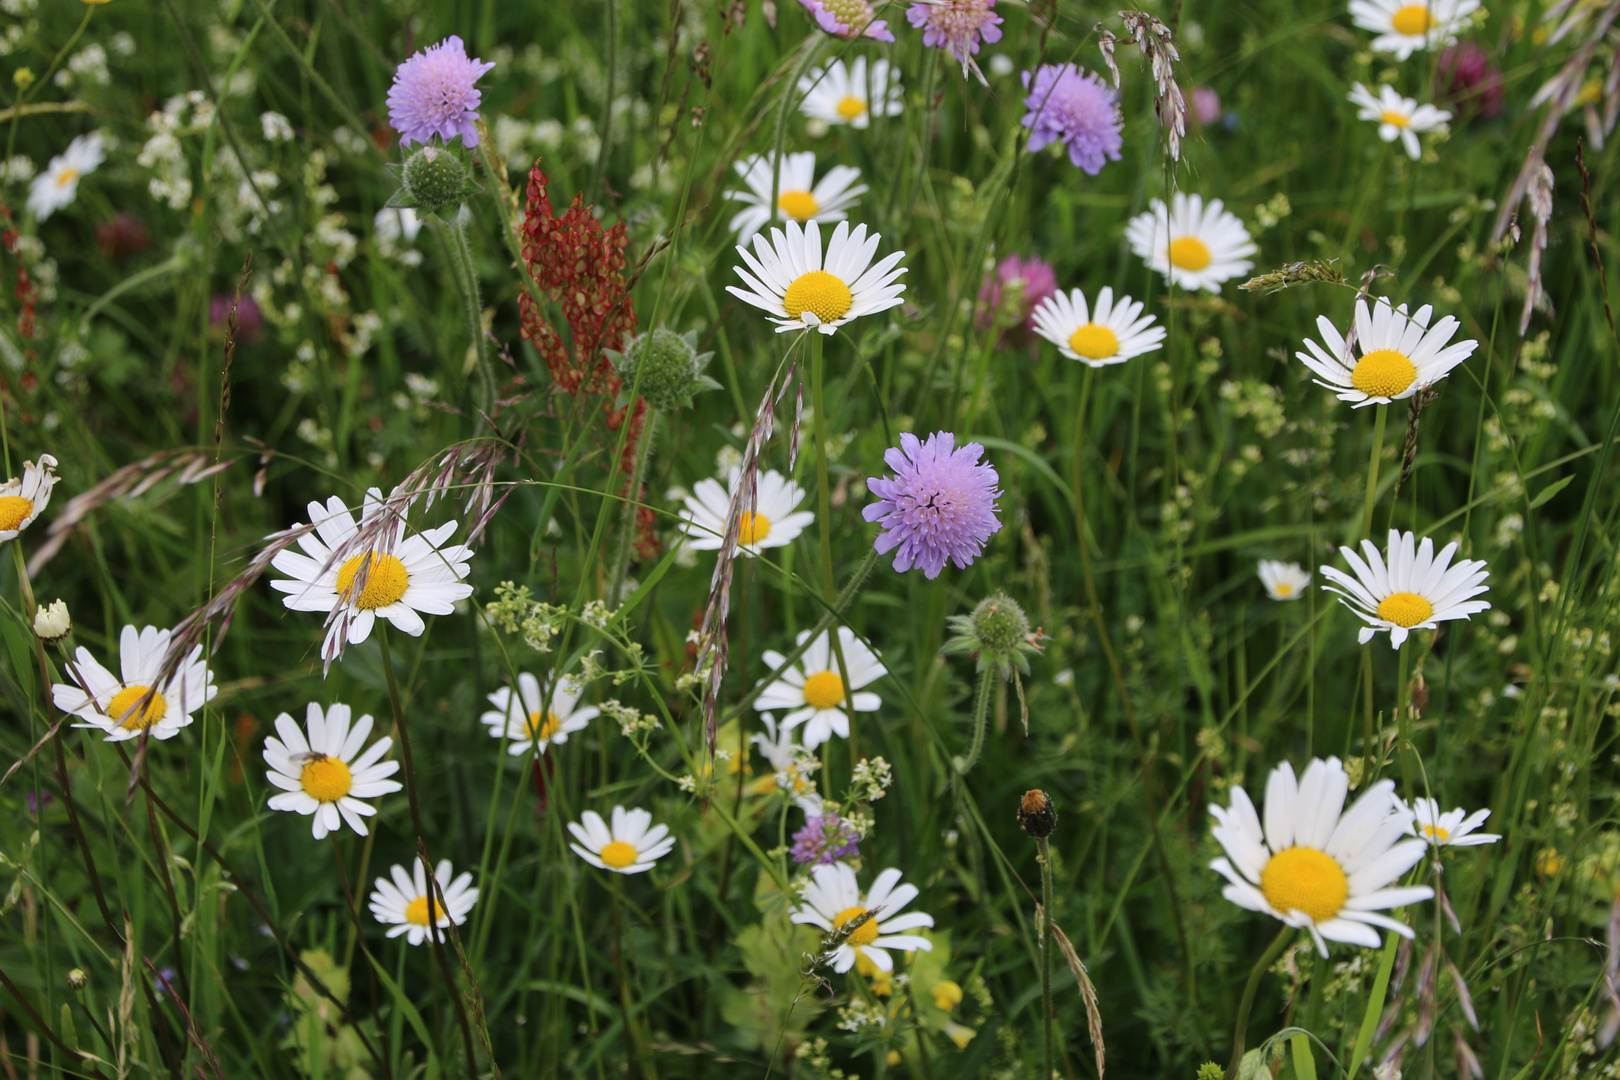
<box><xmin>1402</xmin><ymin>798</ymin><xmax>1499</xmax><ymax>847</ymax></box>
<box><xmin>1209</xmin><ymin>756</ymin><xmax>1434</xmax><ymax>956</ymax></box>
<box><xmin>1296</xmin><ymin>297</ymin><xmax>1478</xmax><ymax>407</ymax></box>
<box><xmin>1125</xmin><ymin>192</ymin><xmax>1257</xmax><ymax>293</ymax></box>
<box><xmin>368</xmin><ymin>859</ymin><xmax>479</xmax><ymax>946</ymax></box>
<box><xmin>568</xmin><ymin>806</ymin><xmax>676</xmax><ymax>874</ymax></box>
<box><xmin>263</xmin><ymin>703</ymin><xmax>402</xmax><ymax>840</ymax></box>
<box><xmin>1348</xmin><ymin>0</ymin><xmax>1480</xmax><ymax>60</ymax></box>
<box><xmin>791</xmin><ymin>862</ymin><xmax>935</xmax><ymax>973</ymax></box>
<box><xmin>1258</xmin><ymin>560</ymin><xmax>1312</xmax><ymax>602</ymax></box>
<box><xmin>755</xmin><ymin>627</ymin><xmax>886</xmax><ymax>749</ymax></box>
<box><xmin>1320</xmin><ymin>530</ymin><xmax>1491</xmax><ymax>648</ymax></box>
<box><xmin>269</xmin><ymin>490</ymin><xmax>475</xmax><ymax>661</ymax></box>
<box><xmin>1348</xmin><ymin>83</ymin><xmax>1451</xmax><ymax>160</ymax></box>
<box><xmin>480</xmin><ymin>671</ymin><xmax>598</xmax><ymax>756</ymax></box>
<box><xmin>727</xmin><ymin>219</ymin><xmax>906</xmax><ymax>335</ymax></box>
<box><xmin>0</xmin><ymin>454</ymin><xmax>59</xmax><ymax>543</ymax></box>
<box><xmin>1030</xmin><ymin>286</ymin><xmax>1165</xmax><ymax>366</ymax></box>
<box><xmin>27</xmin><ymin>133</ymin><xmax>104</xmax><ymax>221</ymax></box>
<box><xmin>680</xmin><ymin>468</ymin><xmax>814</xmax><ymax>557</ymax></box>
<box><xmin>54</xmin><ymin>625</ymin><xmax>216</xmax><ymax>742</ymax></box>
<box><xmin>727</xmin><ymin>151</ymin><xmax>867</xmax><ymax>245</ymax></box>
<box><xmin>798</xmin><ymin>57</ymin><xmax>904</xmax><ymax>128</ymax></box>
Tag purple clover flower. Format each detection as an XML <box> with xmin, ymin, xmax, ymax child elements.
<box><xmin>799</xmin><ymin>0</ymin><xmax>895</xmax><ymax>41</ymax></box>
<box><xmin>906</xmin><ymin>0</ymin><xmax>1002</xmax><ymax>75</ymax></box>
<box><xmin>790</xmin><ymin>814</ymin><xmax>861</xmax><ymax>866</ymax></box>
<box><xmin>864</xmin><ymin>432</ymin><xmax>1002</xmax><ymax>580</ymax></box>
<box><xmin>1435</xmin><ymin>43</ymin><xmax>1504</xmax><ymax>119</ymax></box>
<box><xmin>977</xmin><ymin>253</ymin><xmax>1057</xmax><ymax>339</ymax></box>
<box><xmin>1021</xmin><ymin>63</ymin><xmax>1123</xmax><ymax>175</ymax></box>
<box><xmin>386</xmin><ymin>35</ymin><xmax>496</xmax><ymax>148</ymax></box>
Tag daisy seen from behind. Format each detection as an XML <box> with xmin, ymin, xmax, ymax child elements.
<box><xmin>680</xmin><ymin>468</ymin><xmax>814</xmax><ymax>558</ymax></box>
<box><xmin>791</xmin><ymin>862</ymin><xmax>935</xmax><ymax>973</ymax></box>
<box><xmin>368</xmin><ymin>859</ymin><xmax>479</xmax><ymax>945</ymax></box>
<box><xmin>799</xmin><ymin>57</ymin><xmax>903</xmax><ymax>128</ymax></box>
<box><xmin>1031</xmin><ymin>286</ymin><xmax>1165</xmax><ymax>366</ymax></box>
<box><xmin>1296</xmin><ymin>297</ymin><xmax>1478</xmax><ymax>407</ymax></box>
<box><xmin>1349</xmin><ymin>0</ymin><xmax>1480</xmax><ymax>60</ymax></box>
<box><xmin>1258</xmin><ymin>560</ymin><xmax>1312</xmax><ymax>601</ymax></box>
<box><xmin>263</xmin><ymin>703</ymin><xmax>402</xmax><ymax>840</ymax></box>
<box><xmin>1209</xmin><ymin>756</ymin><xmax>1434</xmax><ymax>956</ymax></box>
<box><xmin>1125</xmin><ymin>192</ymin><xmax>1257</xmax><ymax>294</ymax></box>
<box><xmin>727</xmin><ymin>152</ymin><xmax>866</xmax><ymax>245</ymax></box>
<box><xmin>755</xmin><ymin>626</ymin><xmax>887</xmax><ymax>749</ymax></box>
<box><xmin>1320</xmin><ymin>530</ymin><xmax>1491</xmax><ymax>648</ymax></box>
<box><xmin>54</xmin><ymin>625</ymin><xmax>216</xmax><ymax>742</ymax></box>
<box><xmin>0</xmin><ymin>454</ymin><xmax>59</xmax><ymax>543</ymax></box>
<box><xmin>1348</xmin><ymin>83</ymin><xmax>1451</xmax><ymax>160</ymax></box>
<box><xmin>864</xmin><ymin>431</ymin><xmax>1002</xmax><ymax>579</ymax></box>
<box><xmin>386</xmin><ymin>35</ymin><xmax>496</xmax><ymax>147</ymax></box>
<box><xmin>728</xmin><ymin>219</ymin><xmax>906</xmax><ymax>335</ymax></box>
<box><xmin>568</xmin><ymin>806</ymin><xmax>676</xmax><ymax>874</ymax></box>
<box><xmin>1403</xmin><ymin>798</ymin><xmax>1499</xmax><ymax>848</ymax></box>
<box><xmin>480</xmin><ymin>671</ymin><xmax>598</xmax><ymax>756</ymax></box>
<box><xmin>28</xmin><ymin>133</ymin><xmax>104</xmax><ymax>221</ymax></box>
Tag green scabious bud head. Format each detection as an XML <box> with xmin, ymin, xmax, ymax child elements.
<box><xmin>1196</xmin><ymin>1065</ymin><xmax>1224</xmax><ymax>1080</ymax></box>
<box><xmin>387</xmin><ymin>139</ymin><xmax>482</xmax><ymax>219</ymax></box>
<box><xmin>943</xmin><ymin>590</ymin><xmax>1042</xmax><ymax>679</ymax></box>
<box><xmin>607</xmin><ymin>327</ymin><xmax>721</xmax><ymax>412</ymax></box>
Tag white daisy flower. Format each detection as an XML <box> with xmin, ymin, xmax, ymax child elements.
<box><xmin>1030</xmin><ymin>286</ymin><xmax>1166</xmax><ymax>367</ymax></box>
<box><xmin>480</xmin><ymin>671</ymin><xmax>599</xmax><ymax>757</ymax></box>
<box><xmin>798</xmin><ymin>57</ymin><xmax>904</xmax><ymax>128</ymax></box>
<box><xmin>1402</xmin><ymin>798</ymin><xmax>1499</xmax><ymax>848</ymax></box>
<box><xmin>269</xmin><ymin>489</ymin><xmax>475</xmax><ymax>661</ymax></box>
<box><xmin>368</xmin><ymin>859</ymin><xmax>479</xmax><ymax>946</ymax></box>
<box><xmin>754</xmin><ymin>626</ymin><xmax>886</xmax><ymax>749</ymax></box>
<box><xmin>1258</xmin><ymin>560</ymin><xmax>1312</xmax><ymax>602</ymax></box>
<box><xmin>1125</xmin><ymin>192</ymin><xmax>1257</xmax><ymax>294</ymax></box>
<box><xmin>751</xmin><ymin>713</ymin><xmax>824</xmax><ymax>813</ymax></box>
<box><xmin>727</xmin><ymin>219</ymin><xmax>907</xmax><ymax>335</ymax></box>
<box><xmin>53</xmin><ymin>625</ymin><xmax>216</xmax><ymax>742</ymax></box>
<box><xmin>1295</xmin><ymin>297</ymin><xmax>1478</xmax><ymax>407</ymax></box>
<box><xmin>680</xmin><ymin>468</ymin><xmax>814</xmax><ymax>557</ymax></box>
<box><xmin>27</xmin><ymin>133</ymin><xmax>104</xmax><ymax>221</ymax></box>
<box><xmin>263</xmin><ymin>703</ymin><xmax>402</xmax><ymax>840</ymax></box>
<box><xmin>1348</xmin><ymin>0</ymin><xmax>1480</xmax><ymax>60</ymax></box>
<box><xmin>1209</xmin><ymin>756</ymin><xmax>1435</xmax><ymax>956</ymax></box>
<box><xmin>568</xmin><ymin>806</ymin><xmax>676</xmax><ymax>874</ymax></box>
<box><xmin>1320</xmin><ymin>530</ymin><xmax>1491</xmax><ymax>648</ymax></box>
<box><xmin>1348</xmin><ymin>83</ymin><xmax>1451</xmax><ymax>161</ymax></box>
<box><xmin>727</xmin><ymin>151</ymin><xmax>867</xmax><ymax>245</ymax></box>
<box><xmin>0</xmin><ymin>454</ymin><xmax>59</xmax><ymax>543</ymax></box>
<box><xmin>790</xmin><ymin>862</ymin><xmax>935</xmax><ymax>973</ymax></box>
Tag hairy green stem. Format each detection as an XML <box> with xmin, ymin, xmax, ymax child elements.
<box><xmin>607</xmin><ymin>406</ymin><xmax>659</xmax><ymax>604</ymax></box>
<box><xmin>1037</xmin><ymin>836</ymin><xmax>1056</xmax><ymax>1080</ymax></box>
<box><xmin>1225</xmin><ymin>925</ymin><xmax>1294</xmax><ymax>1080</ymax></box>
<box><xmin>433</xmin><ymin>216</ymin><xmax>495</xmax><ymax>419</ymax></box>
<box><xmin>960</xmin><ymin>665</ymin><xmax>995</xmax><ymax>775</ymax></box>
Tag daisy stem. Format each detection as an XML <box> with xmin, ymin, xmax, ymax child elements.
<box><xmin>960</xmin><ymin>665</ymin><xmax>995</xmax><ymax>775</ymax></box>
<box><xmin>809</xmin><ymin>332</ymin><xmax>859</xmax><ymax>756</ymax></box>
<box><xmin>1224</xmin><ymin>925</ymin><xmax>1294</xmax><ymax>1080</ymax></box>
<box><xmin>1360</xmin><ymin>402</ymin><xmax>1389</xmax><ymax>539</ymax></box>
<box><xmin>1037</xmin><ymin>835</ymin><xmax>1056</xmax><ymax>1080</ymax></box>
<box><xmin>1394</xmin><ymin>640</ymin><xmax>1413</xmax><ymax>790</ymax></box>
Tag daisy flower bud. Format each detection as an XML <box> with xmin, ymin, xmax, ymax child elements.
<box><xmin>1017</xmin><ymin>789</ymin><xmax>1057</xmax><ymax>838</ymax></box>
<box><xmin>33</xmin><ymin>599</ymin><xmax>70</xmax><ymax>643</ymax></box>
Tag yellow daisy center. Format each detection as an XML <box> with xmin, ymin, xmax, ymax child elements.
<box><xmin>1391</xmin><ymin>4</ymin><xmax>1431</xmax><ymax>35</ymax></box>
<box><xmin>783</xmin><ymin>270</ymin><xmax>854</xmax><ymax>325</ymax></box>
<box><xmin>55</xmin><ymin>167</ymin><xmax>80</xmax><ymax>188</ymax></box>
<box><xmin>737</xmin><ymin>510</ymin><xmax>772</xmax><ymax>545</ymax></box>
<box><xmin>299</xmin><ymin>756</ymin><xmax>353</xmax><ymax>802</ymax></box>
<box><xmin>1168</xmin><ymin>236</ymin><xmax>1212</xmax><ymax>271</ymax></box>
<box><xmin>1377</xmin><ymin>591</ymin><xmax>1434</xmax><ymax>627</ymax></box>
<box><xmin>404</xmin><ymin>895</ymin><xmax>442</xmax><ymax>926</ymax></box>
<box><xmin>1068</xmin><ymin>322</ymin><xmax>1120</xmax><ymax>361</ymax></box>
<box><xmin>0</xmin><ymin>495</ymin><xmax>34</xmax><ymax>531</ymax></box>
<box><xmin>600</xmin><ymin>840</ymin><xmax>639</xmax><ymax>869</ymax></box>
<box><xmin>1350</xmin><ymin>348</ymin><xmax>1417</xmax><ymax>398</ymax></box>
<box><xmin>526</xmin><ymin>710</ymin><xmax>563</xmax><ymax>741</ymax></box>
<box><xmin>1274</xmin><ymin>583</ymin><xmax>1295</xmax><ymax>597</ymax></box>
<box><xmin>109</xmin><ymin>685</ymin><xmax>167</xmax><ymax>731</ymax></box>
<box><xmin>1259</xmin><ymin>846</ymin><xmax>1349</xmax><ymax>924</ymax></box>
<box><xmin>1423</xmin><ymin>824</ymin><xmax>1451</xmax><ymax>842</ymax></box>
<box><xmin>837</xmin><ymin>95</ymin><xmax>867</xmax><ymax>119</ymax></box>
<box><xmin>1380</xmin><ymin>110</ymin><xmax>1412</xmax><ymax>128</ymax></box>
<box><xmin>777</xmin><ymin>189</ymin><xmax>820</xmax><ymax>221</ymax></box>
<box><xmin>802</xmin><ymin>670</ymin><xmax>845</xmax><ymax>710</ymax></box>
<box><xmin>335</xmin><ymin>552</ymin><xmax>409</xmax><ymax>610</ymax></box>
<box><xmin>834</xmin><ymin>905</ymin><xmax>881</xmax><ymax>947</ymax></box>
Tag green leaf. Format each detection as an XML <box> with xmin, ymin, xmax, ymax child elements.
<box><xmin>1529</xmin><ymin>474</ymin><xmax>1575</xmax><ymax>509</ymax></box>
<box><xmin>1346</xmin><ymin>935</ymin><xmax>1398</xmax><ymax>1080</ymax></box>
<box><xmin>1290</xmin><ymin>1033</ymin><xmax>1317</xmax><ymax>1080</ymax></box>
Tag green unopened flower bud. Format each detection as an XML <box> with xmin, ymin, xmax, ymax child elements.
<box><xmin>943</xmin><ymin>590</ymin><xmax>1042</xmax><ymax>678</ymax></box>
<box><xmin>607</xmin><ymin>327</ymin><xmax>721</xmax><ymax>412</ymax></box>
<box><xmin>1196</xmin><ymin>1064</ymin><xmax>1224</xmax><ymax>1080</ymax></box>
<box><xmin>387</xmin><ymin>141</ymin><xmax>482</xmax><ymax>219</ymax></box>
<box><xmin>1017</xmin><ymin>789</ymin><xmax>1057</xmax><ymax>838</ymax></box>
<box><xmin>33</xmin><ymin>599</ymin><xmax>70</xmax><ymax>643</ymax></box>
<box><xmin>66</xmin><ymin>968</ymin><xmax>88</xmax><ymax>991</ymax></box>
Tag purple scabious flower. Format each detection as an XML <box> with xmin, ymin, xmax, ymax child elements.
<box><xmin>864</xmin><ymin>432</ymin><xmax>1002</xmax><ymax>579</ymax></box>
<box><xmin>790</xmin><ymin>813</ymin><xmax>861</xmax><ymax>865</ymax></box>
<box><xmin>1435</xmin><ymin>43</ymin><xmax>1504</xmax><ymax>119</ymax></box>
<box><xmin>977</xmin><ymin>253</ymin><xmax>1058</xmax><ymax>338</ymax></box>
<box><xmin>906</xmin><ymin>0</ymin><xmax>1003</xmax><ymax>76</ymax></box>
<box><xmin>799</xmin><ymin>0</ymin><xmax>895</xmax><ymax>41</ymax></box>
<box><xmin>1021</xmin><ymin>63</ymin><xmax>1123</xmax><ymax>175</ymax></box>
<box><xmin>386</xmin><ymin>35</ymin><xmax>496</xmax><ymax>148</ymax></box>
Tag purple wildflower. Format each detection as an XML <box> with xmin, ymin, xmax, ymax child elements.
<box><xmin>1190</xmin><ymin>86</ymin><xmax>1222</xmax><ymax>127</ymax></box>
<box><xmin>799</xmin><ymin>0</ymin><xmax>895</xmax><ymax>41</ymax></box>
<box><xmin>1435</xmin><ymin>43</ymin><xmax>1504</xmax><ymax>119</ymax></box>
<box><xmin>25</xmin><ymin>789</ymin><xmax>51</xmax><ymax>815</ymax></box>
<box><xmin>906</xmin><ymin>0</ymin><xmax>1003</xmax><ymax>79</ymax></box>
<box><xmin>386</xmin><ymin>35</ymin><xmax>496</xmax><ymax>148</ymax></box>
<box><xmin>1021</xmin><ymin>63</ymin><xmax>1123</xmax><ymax>175</ymax></box>
<box><xmin>978</xmin><ymin>253</ymin><xmax>1057</xmax><ymax>339</ymax></box>
<box><xmin>791</xmin><ymin>813</ymin><xmax>861</xmax><ymax>865</ymax></box>
<box><xmin>209</xmin><ymin>293</ymin><xmax>262</xmax><ymax>342</ymax></box>
<box><xmin>864</xmin><ymin>432</ymin><xmax>1002</xmax><ymax>580</ymax></box>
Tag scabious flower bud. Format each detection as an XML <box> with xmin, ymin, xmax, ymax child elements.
<box><xmin>1196</xmin><ymin>1064</ymin><xmax>1224</xmax><ymax>1080</ymax></box>
<box><xmin>33</xmin><ymin>599</ymin><xmax>70</xmax><ymax>643</ymax></box>
<box><xmin>943</xmin><ymin>590</ymin><xmax>1042</xmax><ymax>678</ymax></box>
<box><xmin>607</xmin><ymin>328</ymin><xmax>720</xmax><ymax>412</ymax></box>
<box><xmin>1017</xmin><ymin>789</ymin><xmax>1057</xmax><ymax>838</ymax></box>
<box><xmin>387</xmin><ymin>142</ymin><xmax>482</xmax><ymax>219</ymax></box>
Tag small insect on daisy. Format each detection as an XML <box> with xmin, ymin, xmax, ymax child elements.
<box><xmin>1320</xmin><ymin>530</ymin><xmax>1491</xmax><ymax>648</ymax></box>
<box><xmin>568</xmin><ymin>806</ymin><xmax>677</xmax><ymax>874</ymax></box>
<box><xmin>1296</xmin><ymin>297</ymin><xmax>1478</xmax><ymax>407</ymax></box>
<box><xmin>727</xmin><ymin>152</ymin><xmax>866</xmax><ymax>245</ymax></box>
<box><xmin>1258</xmin><ymin>560</ymin><xmax>1312</xmax><ymax>602</ymax></box>
<box><xmin>1209</xmin><ymin>756</ymin><xmax>1434</xmax><ymax>956</ymax></box>
<box><xmin>386</xmin><ymin>35</ymin><xmax>496</xmax><ymax>147</ymax></box>
<box><xmin>54</xmin><ymin>625</ymin><xmax>217</xmax><ymax>742</ymax></box>
<box><xmin>1348</xmin><ymin>0</ymin><xmax>1480</xmax><ymax>61</ymax></box>
<box><xmin>1030</xmin><ymin>286</ymin><xmax>1165</xmax><ymax>366</ymax></box>
<box><xmin>263</xmin><ymin>703</ymin><xmax>403</xmax><ymax>840</ymax></box>
<box><xmin>754</xmin><ymin>627</ymin><xmax>888</xmax><ymax>749</ymax></box>
<box><xmin>1126</xmin><ymin>192</ymin><xmax>1257</xmax><ymax>294</ymax></box>
<box><xmin>680</xmin><ymin>468</ymin><xmax>814</xmax><ymax>558</ymax></box>
<box><xmin>368</xmin><ymin>859</ymin><xmax>479</xmax><ymax>946</ymax></box>
<box><xmin>0</xmin><ymin>454</ymin><xmax>59</xmax><ymax>543</ymax></box>
<box><xmin>864</xmin><ymin>432</ymin><xmax>1002</xmax><ymax>579</ymax></box>
<box><xmin>1348</xmin><ymin>83</ymin><xmax>1452</xmax><ymax>161</ymax></box>
<box><xmin>798</xmin><ymin>57</ymin><xmax>904</xmax><ymax>128</ymax></box>
<box><xmin>28</xmin><ymin>134</ymin><xmax>104</xmax><ymax>221</ymax></box>
<box><xmin>791</xmin><ymin>862</ymin><xmax>935</xmax><ymax>973</ymax></box>
<box><xmin>480</xmin><ymin>671</ymin><xmax>599</xmax><ymax>757</ymax></box>
<box><xmin>727</xmin><ymin>219</ymin><xmax>906</xmax><ymax>335</ymax></box>
<box><xmin>1402</xmin><ymin>797</ymin><xmax>1500</xmax><ymax>848</ymax></box>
